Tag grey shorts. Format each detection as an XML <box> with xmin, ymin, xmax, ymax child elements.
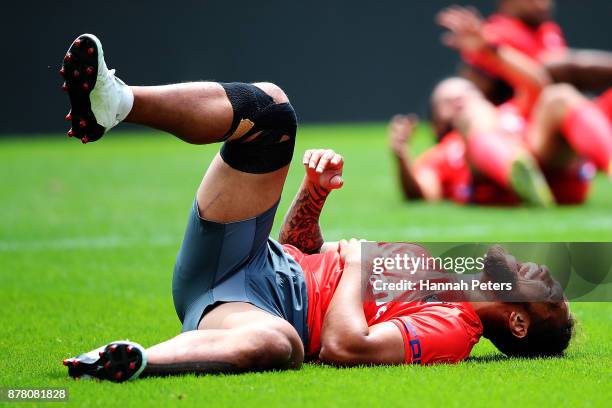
<box><xmin>171</xmin><ymin>199</ymin><xmax>309</xmax><ymax>346</ymax></box>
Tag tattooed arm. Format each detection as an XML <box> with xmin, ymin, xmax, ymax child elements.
<box><xmin>279</xmin><ymin>180</ymin><xmax>329</xmax><ymax>254</ymax></box>
<box><xmin>279</xmin><ymin>149</ymin><xmax>344</xmax><ymax>254</ymax></box>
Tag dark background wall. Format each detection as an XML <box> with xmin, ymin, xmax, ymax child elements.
<box><xmin>2</xmin><ymin>0</ymin><xmax>611</xmax><ymax>135</ymax></box>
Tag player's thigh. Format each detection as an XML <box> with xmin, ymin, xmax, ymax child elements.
<box><xmin>196</xmin><ymin>155</ymin><xmax>289</xmax><ymax>222</ymax></box>
<box><xmin>199</xmin><ymin>302</ymin><xmax>304</xmax><ymax>366</ymax></box>
<box><xmin>196</xmin><ymin>82</ymin><xmax>296</xmax><ymax>223</ymax></box>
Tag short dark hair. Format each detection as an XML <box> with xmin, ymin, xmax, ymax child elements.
<box><xmin>488</xmin><ymin>309</ymin><xmax>575</xmax><ymax>358</ymax></box>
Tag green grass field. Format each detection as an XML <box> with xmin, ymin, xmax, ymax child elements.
<box><xmin>1</xmin><ymin>124</ymin><xmax>611</xmax><ymax>407</ymax></box>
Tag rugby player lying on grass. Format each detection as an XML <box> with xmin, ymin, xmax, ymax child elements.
<box><xmin>60</xmin><ymin>34</ymin><xmax>573</xmax><ymax>382</ymax></box>
<box><xmin>390</xmin><ymin>6</ymin><xmax>612</xmax><ymax>206</ymax></box>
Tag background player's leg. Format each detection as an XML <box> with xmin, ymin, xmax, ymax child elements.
<box><xmin>596</xmin><ymin>88</ymin><xmax>612</xmax><ymax>123</ymax></box>
<box><xmin>528</xmin><ymin>84</ymin><xmax>612</xmax><ymax>172</ymax></box>
<box><xmin>127</xmin><ymin>81</ymin><xmax>295</xmax><ymax>222</ymax></box>
<box><xmin>457</xmin><ymin>100</ymin><xmax>554</xmax><ymax>205</ymax></box>
<box><xmin>143</xmin><ymin>303</ymin><xmax>304</xmax><ymax>375</ymax></box>
<box><xmin>466</xmin><ymin>130</ymin><xmax>523</xmax><ymax>188</ymax></box>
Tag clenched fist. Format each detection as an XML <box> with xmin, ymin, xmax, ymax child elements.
<box><xmin>303</xmin><ymin>149</ymin><xmax>345</xmax><ymax>191</ymax></box>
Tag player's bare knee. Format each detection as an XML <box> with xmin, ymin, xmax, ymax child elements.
<box><xmin>540</xmin><ymin>84</ymin><xmax>582</xmax><ymax>110</ymax></box>
<box><xmin>258</xmin><ymin>330</ymin><xmax>293</xmax><ymax>368</ymax></box>
<box><xmin>238</xmin><ymin>326</ymin><xmax>300</xmax><ymax>370</ymax></box>
<box><xmin>253</xmin><ymin>82</ymin><xmax>290</xmax><ymax>104</ymax></box>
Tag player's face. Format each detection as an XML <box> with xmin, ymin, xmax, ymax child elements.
<box><xmin>431</xmin><ymin>78</ymin><xmax>481</xmax><ymax>135</ymax></box>
<box><xmin>484</xmin><ymin>246</ymin><xmax>569</xmax><ymax>326</ymax></box>
<box><xmin>510</xmin><ymin>0</ymin><xmax>554</xmax><ymax>27</ymax></box>
<box><xmin>509</xmin><ymin>256</ymin><xmax>564</xmax><ymax>302</ymax></box>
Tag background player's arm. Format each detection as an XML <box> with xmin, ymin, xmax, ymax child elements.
<box><xmin>319</xmin><ymin>239</ymin><xmax>405</xmax><ymax>366</ymax></box>
<box><xmin>438</xmin><ymin>6</ymin><xmax>551</xmax><ymax>114</ymax></box>
<box><xmin>546</xmin><ymin>49</ymin><xmax>612</xmax><ymax>92</ymax></box>
<box><xmin>279</xmin><ymin>149</ymin><xmax>344</xmax><ymax>254</ymax></box>
<box><xmin>388</xmin><ymin>115</ymin><xmax>443</xmax><ymax>201</ymax></box>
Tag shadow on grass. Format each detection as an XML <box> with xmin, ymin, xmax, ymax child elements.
<box><xmin>466</xmin><ymin>352</ymin><xmax>575</xmax><ymax>364</ymax></box>
<box><xmin>465</xmin><ymin>354</ymin><xmax>508</xmax><ymax>364</ymax></box>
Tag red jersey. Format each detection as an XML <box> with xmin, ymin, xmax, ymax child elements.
<box><xmin>413</xmin><ymin>132</ymin><xmax>472</xmax><ymax>203</ymax></box>
<box><xmin>414</xmin><ymin>131</ymin><xmax>520</xmax><ymax>205</ymax></box>
<box><xmin>485</xmin><ymin>14</ymin><xmax>567</xmax><ymax>61</ymax></box>
<box><xmin>465</xmin><ymin>14</ymin><xmax>567</xmax><ymax>78</ymax></box>
<box><xmin>282</xmin><ymin>243</ymin><xmax>483</xmax><ymax>365</ymax></box>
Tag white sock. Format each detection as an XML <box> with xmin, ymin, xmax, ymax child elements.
<box><xmin>116</xmin><ymin>80</ymin><xmax>134</xmax><ymax>123</ymax></box>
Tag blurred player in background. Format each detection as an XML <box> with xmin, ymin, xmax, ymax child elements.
<box><xmin>389</xmin><ymin>6</ymin><xmax>612</xmax><ymax>206</ymax></box>
<box><xmin>461</xmin><ymin>0</ymin><xmax>612</xmax><ymax>113</ymax></box>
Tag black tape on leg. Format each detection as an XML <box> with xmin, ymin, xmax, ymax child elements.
<box><xmin>221</xmin><ymin>129</ymin><xmax>296</xmax><ymax>174</ymax></box>
<box><xmin>220</xmin><ymin>82</ymin><xmax>273</xmax><ymax>140</ymax></box>
<box><xmin>219</xmin><ymin>83</ymin><xmax>298</xmax><ymax>174</ymax></box>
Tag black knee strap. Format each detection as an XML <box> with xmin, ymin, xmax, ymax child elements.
<box><xmin>219</xmin><ymin>83</ymin><xmax>298</xmax><ymax>174</ymax></box>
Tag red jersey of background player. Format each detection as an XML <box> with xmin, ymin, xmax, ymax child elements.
<box><xmin>465</xmin><ymin>13</ymin><xmax>567</xmax><ymax>75</ymax></box>
<box><xmin>412</xmin><ymin>131</ymin><xmax>522</xmax><ymax>205</ymax></box>
<box><xmin>282</xmin><ymin>243</ymin><xmax>484</xmax><ymax>364</ymax></box>
<box><xmin>412</xmin><ymin>131</ymin><xmax>471</xmax><ymax>204</ymax></box>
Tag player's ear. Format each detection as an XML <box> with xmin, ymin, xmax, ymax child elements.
<box><xmin>508</xmin><ymin>310</ymin><xmax>530</xmax><ymax>338</ymax></box>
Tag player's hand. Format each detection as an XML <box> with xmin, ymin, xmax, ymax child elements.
<box><xmin>388</xmin><ymin>114</ymin><xmax>418</xmax><ymax>158</ymax></box>
<box><xmin>436</xmin><ymin>6</ymin><xmax>487</xmax><ymax>53</ymax></box>
<box><xmin>303</xmin><ymin>149</ymin><xmax>344</xmax><ymax>191</ymax></box>
<box><xmin>338</xmin><ymin>238</ymin><xmax>365</xmax><ymax>266</ymax></box>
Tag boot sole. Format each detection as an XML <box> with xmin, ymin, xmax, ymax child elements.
<box><xmin>60</xmin><ymin>34</ymin><xmax>105</xmax><ymax>143</ymax></box>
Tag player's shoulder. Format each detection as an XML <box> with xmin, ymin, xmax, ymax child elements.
<box><xmin>415</xmin><ymin>131</ymin><xmax>465</xmax><ymax>166</ymax></box>
<box><xmin>540</xmin><ymin>20</ymin><xmax>564</xmax><ymax>35</ymax></box>
<box><xmin>484</xmin><ymin>13</ymin><xmax>543</xmax><ymax>52</ymax></box>
<box><xmin>484</xmin><ymin>14</ymin><xmax>524</xmax><ymax>35</ymax></box>
<box><xmin>439</xmin><ymin>131</ymin><xmax>465</xmax><ymax>148</ymax></box>
<box><xmin>485</xmin><ymin>13</ymin><xmax>512</xmax><ymax>26</ymax></box>
<box><xmin>422</xmin><ymin>132</ymin><xmax>467</xmax><ymax>175</ymax></box>
<box><xmin>539</xmin><ymin>21</ymin><xmax>567</xmax><ymax>50</ymax></box>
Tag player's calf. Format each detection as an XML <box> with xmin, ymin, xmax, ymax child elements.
<box><xmin>141</xmin><ymin>328</ymin><xmax>299</xmax><ymax>377</ymax></box>
<box><xmin>144</xmin><ymin>325</ymin><xmax>300</xmax><ymax>375</ymax></box>
<box><xmin>63</xmin><ymin>325</ymin><xmax>303</xmax><ymax>381</ymax></box>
